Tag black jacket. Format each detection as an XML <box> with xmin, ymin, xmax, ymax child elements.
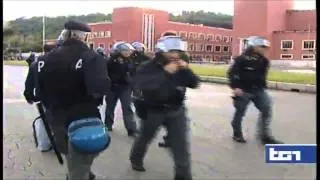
<box><xmin>23</xmin><ymin>61</ymin><xmax>40</xmax><ymax>103</ymax></box>
<box><xmin>133</xmin><ymin>56</ymin><xmax>200</xmax><ymax>111</ymax></box>
<box><xmin>131</xmin><ymin>52</ymin><xmax>150</xmax><ymax>74</ymax></box>
<box><xmin>107</xmin><ymin>55</ymin><xmax>133</xmax><ymax>90</ymax></box>
<box><xmin>227</xmin><ymin>48</ymin><xmax>270</xmax><ymax>92</ymax></box>
<box><xmin>38</xmin><ymin>39</ymin><xmax>110</xmax><ymax>124</ymax></box>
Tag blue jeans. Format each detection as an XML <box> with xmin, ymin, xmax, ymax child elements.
<box><xmin>231</xmin><ymin>89</ymin><xmax>273</xmax><ymax>137</ymax></box>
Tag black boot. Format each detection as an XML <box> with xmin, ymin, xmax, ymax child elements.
<box><xmin>131</xmin><ymin>161</ymin><xmax>146</xmax><ymax>172</ymax></box>
<box><xmin>127</xmin><ymin>130</ymin><xmax>137</xmax><ymax>137</ymax></box>
<box><xmin>232</xmin><ymin>131</ymin><xmax>246</xmax><ymax>143</ymax></box>
<box><xmin>260</xmin><ymin>136</ymin><xmax>283</xmax><ymax>145</ymax></box>
<box><xmin>158</xmin><ymin>135</ymin><xmax>170</xmax><ymax>148</ymax></box>
<box><xmin>89</xmin><ymin>171</ymin><xmax>96</xmax><ymax>180</ymax></box>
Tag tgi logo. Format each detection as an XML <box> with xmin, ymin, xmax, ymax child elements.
<box><xmin>265</xmin><ymin>144</ymin><xmax>317</xmax><ymax>164</ymax></box>
<box><xmin>268</xmin><ymin>148</ymin><xmax>301</xmax><ymax>161</ymax></box>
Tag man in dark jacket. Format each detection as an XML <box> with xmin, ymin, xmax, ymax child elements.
<box><xmin>130</xmin><ymin>36</ymin><xmax>200</xmax><ymax>180</ymax></box>
<box><xmin>157</xmin><ymin>31</ymin><xmax>190</xmax><ymax>148</ymax></box>
<box><xmin>26</xmin><ymin>51</ymin><xmax>36</xmax><ymax>67</ymax></box>
<box><xmin>23</xmin><ymin>44</ymin><xmax>56</xmax><ymax>104</ymax></box>
<box><xmin>37</xmin><ymin>20</ymin><xmax>110</xmax><ymax>180</ymax></box>
<box><xmin>105</xmin><ymin>42</ymin><xmax>137</xmax><ymax>136</ymax></box>
<box><xmin>227</xmin><ymin>36</ymin><xmax>283</xmax><ymax>145</ymax></box>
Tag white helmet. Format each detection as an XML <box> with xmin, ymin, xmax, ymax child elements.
<box><xmin>247</xmin><ymin>36</ymin><xmax>270</xmax><ymax>48</ymax></box>
<box><xmin>155</xmin><ymin>36</ymin><xmax>187</xmax><ymax>53</ymax></box>
<box><xmin>132</xmin><ymin>42</ymin><xmax>146</xmax><ymax>52</ymax></box>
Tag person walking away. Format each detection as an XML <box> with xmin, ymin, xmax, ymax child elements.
<box><xmin>37</xmin><ymin>20</ymin><xmax>111</xmax><ymax>180</ymax></box>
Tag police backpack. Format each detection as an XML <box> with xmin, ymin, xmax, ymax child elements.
<box><xmin>32</xmin><ymin>116</ymin><xmax>52</xmax><ymax>152</ymax></box>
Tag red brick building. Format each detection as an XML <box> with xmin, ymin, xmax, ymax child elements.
<box><xmin>233</xmin><ymin>0</ymin><xmax>316</xmax><ymax>61</ymax></box>
<box><xmin>87</xmin><ymin>7</ymin><xmax>233</xmax><ymax>62</ymax></box>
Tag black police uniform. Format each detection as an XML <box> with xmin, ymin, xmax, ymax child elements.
<box><xmin>129</xmin><ymin>54</ymin><xmax>200</xmax><ymax>180</ymax></box>
<box><xmin>104</xmin><ymin>54</ymin><xmax>137</xmax><ymax>135</ymax></box>
<box><xmin>227</xmin><ymin>47</ymin><xmax>282</xmax><ymax>144</ymax></box>
<box><xmin>24</xmin><ymin>45</ymin><xmax>56</xmax><ymax>105</ymax></box>
<box><xmin>26</xmin><ymin>53</ymin><xmax>36</xmax><ymax>67</ymax></box>
<box><xmin>130</xmin><ymin>51</ymin><xmax>151</xmax><ymax>120</ymax></box>
<box><xmin>37</xmin><ymin>21</ymin><xmax>110</xmax><ymax>180</ymax></box>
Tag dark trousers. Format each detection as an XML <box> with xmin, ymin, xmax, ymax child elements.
<box><xmin>130</xmin><ymin>107</ymin><xmax>192</xmax><ymax>179</ymax></box>
<box><xmin>231</xmin><ymin>89</ymin><xmax>273</xmax><ymax>138</ymax></box>
<box><xmin>105</xmin><ymin>86</ymin><xmax>136</xmax><ymax>132</ymax></box>
<box><xmin>46</xmin><ymin>110</ymin><xmax>98</xmax><ymax>180</ymax></box>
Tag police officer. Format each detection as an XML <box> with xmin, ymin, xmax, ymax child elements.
<box><xmin>105</xmin><ymin>42</ymin><xmax>137</xmax><ymax>136</ymax></box>
<box><xmin>130</xmin><ymin>42</ymin><xmax>151</xmax><ymax>124</ymax></box>
<box><xmin>130</xmin><ymin>36</ymin><xmax>200</xmax><ymax>180</ymax></box>
<box><xmin>96</xmin><ymin>47</ymin><xmax>106</xmax><ymax>58</ymax></box>
<box><xmin>157</xmin><ymin>32</ymin><xmax>190</xmax><ymax>148</ymax></box>
<box><xmin>131</xmin><ymin>42</ymin><xmax>150</xmax><ymax>70</ymax></box>
<box><xmin>26</xmin><ymin>51</ymin><xmax>36</xmax><ymax>67</ymax></box>
<box><xmin>37</xmin><ymin>20</ymin><xmax>110</xmax><ymax>180</ymax></box>
<box><xmin>23</xmin><ymin>44</ymin><xmax>56</xmax><ymax>105</ymax></box>
<box><xmin>227</xmin><ymin>36</ymin><xmax>283</xmax><ymax>145</ymax></box>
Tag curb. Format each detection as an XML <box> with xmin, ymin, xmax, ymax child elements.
<box><xmin>199</xmin><ymin>76</ymin><xmax>316</xmax><ymax>94</ymax></box>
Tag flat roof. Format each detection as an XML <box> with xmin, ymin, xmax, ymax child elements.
<box><xmin>273</xmin><ymin>30</ymin><xmax>316</xmax><ymax>33</ymax></box>
<box><xmin>168</xmin><ymin>21</ymin><xmax>232</xmax><ymax>31</ymax></box>
<box><xmin>88</xmin><ymin>21</ymin><xmax>112</xmax><ymax>25</ymax></box>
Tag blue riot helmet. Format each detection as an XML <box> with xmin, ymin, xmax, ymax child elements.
<box><xmin>132</xmin><ymin>42</ymin><xmax>146</xmax><ymax>52</ymax></box>
<box><xmin>113</xmin><ymin>42</ymin><xmax>135</xmax><ymax>58</ymax></box>
<box><xmin>110</xmin><ymin>41</ymin><xmax>125</xmax><ymax>55</ymax></box>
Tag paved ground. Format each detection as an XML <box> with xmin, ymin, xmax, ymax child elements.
<box><xmin>3</xmin><ymin>65</ymin><xmax>316</xmax><ymax>180</ymax></box>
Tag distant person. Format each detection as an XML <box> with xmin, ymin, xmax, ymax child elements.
<box><xmin>26</xmin><ymin>51</ymin><xmax>35</xmax><ymax>66</ymax></box>
<box><xmin>227</xmin><ymin>36</ymin><xmax>283</xmax><ymax>144</ymax></box>
<box><xmin>105</xmin><ymin>42</ymin><xmax>138</xmax><ymax>137</ymax></box>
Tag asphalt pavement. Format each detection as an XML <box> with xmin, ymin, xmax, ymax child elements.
<box><xmin>3</xmin><ymin>65</ymin><xmax>316</xmax><ymax>180</ymax></box>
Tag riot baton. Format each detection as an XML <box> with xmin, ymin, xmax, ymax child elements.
<box><xmin>36</xmin><ymin>102</ymin><xmax>64</xmax><ymax>165</ymax></box>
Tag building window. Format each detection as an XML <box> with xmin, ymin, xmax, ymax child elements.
<box><xmin>109</xmin><ymin>43</ymin><xmax>113</xmax><ymax>49</ymax></box>
<box><xmin>281</xmin><ymin>40</ymin><xmax>293</xmax><ymax>49</ymax></box>
<box><xmin>189</xmin><ymin>32</ymin><xmax>196</xmax><ymax>40</ymax></box>
<box><xmin>196</xmin><ymin>43</ymin><xmax>202</xmax><ymax>52</ymax></box>
<box><xmin>179</xmin><ymin>31</ymin><xmax>188</xmax><ymax>39</ymax></box>
<box><xmin>205</xmin><ymin>55</ymin><xmax>213</xmax><ymax>62</ymax></box>
<box><xmin>214</xmin><ymin>56</ymin><xmax>221</xmax><ymax>61</ymax></box>
<box><xmin>207</xmin><ymin>34</ymin><xmax>214</xmax><ymax>41</ymax></box>
<box><xmin>223</xmin><ymin>46</ymin><xmax>229</xmax><ymax>52</ymax></box>
<box><xmin>93</xmin><ymin>32</ymin><xmax>98</xmax><ymax>38</ymax></box>
<box><xmin>302</xmin><ymin>40</ymin><xmax>316</xmax><ymax>50</ymax></box>
<box><xmin>230</xmin><ymin>37</ymin><xmax>233</xmax><ymax>42</ymax></box>
<box><xmin>215</xmin><ymin>35</ymin><xmax>222</xmax><ymax>41</ymax></box>
<box><xmin>198</xmin><ymin>33</ymin><xmax>205</xmax><ymax>40</ymax></box>
<box><xmin>223</xmin><ymin>36</ymin><xmax>229</xmax><ymax>42</ymax></box>
<box><xmin>215</xmin><ymin>45</ymin><xmax>221</xmax><ymax>52</ymax></box>
<box><xmin>99</xmin><ymin>43</ymin><xmax>105</xmax><ymax>48</ymax></box>
<box><xmin>206</xmin><ymin>45</ymin><xmax>213</xmax><ymax>52</ymax></box>
<box><xmin>301</xmin><ymin>54</ymin><xmax>315</xmax><ymax>60</ymax></box>
<box><xmin>188</xmin><ymin>43</ymin><xmax>195</xmax><ymax>51</ymax></box>
<box><xmin>99</xmin><ymin>31</ymin><xmax>105</xmax><ymax>38</ymax></box>
<box><xmin>105</xmin><ymin>31</ymin><xmax>111</xmax><ymax>38</ymax></box>
<box><xmin>280</xmin><ymin>54</ymin><xmax>293</xmax><ymax>60</ymax></box>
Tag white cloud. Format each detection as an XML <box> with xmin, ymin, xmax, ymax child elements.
<box><xmin>3</xmin><ymin>0</ymin><xmax>315</xmax><ymax>21</ymax></box>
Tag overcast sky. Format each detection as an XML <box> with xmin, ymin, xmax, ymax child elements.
<box><xmin>3</xmin><ymin>0</ymin><xmax>316</xmax><ymax>21</ymax></box>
